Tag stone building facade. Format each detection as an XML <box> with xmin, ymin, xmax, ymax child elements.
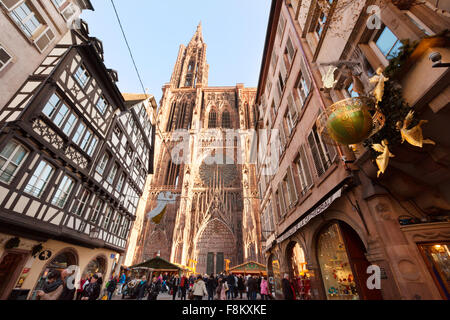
<box><xmin>134</xmin><ymin>24</ymin><xmax>262</xmax><ymax>274</ymax></box>
<box><xmin>256</xmin><ymin>0</ymin><xmax>450</xmax><ymax>300</ymax></box>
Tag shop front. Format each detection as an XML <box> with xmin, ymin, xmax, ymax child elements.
<box><xmin>286</xmin><ymin>241</ymin><xmax>312</xmax><ymax>300</ymax></box>
<box><xmin>267</xmin><ymin>253</ymin><xmax>282</xmax><ymax>299</ymax></box>
<box><xmin>418</xmin><ymin>242</ymin><xmax>450</xmax><ymax>300</ymax></box>
<box><xmin>83</xmin><ymin>255</ymin><xmax>107</xmax><ymax>278</ymax></box>
<box><xmin>316</xmin><ymin>221</ymin><xmax>382</xmax><ymax>300</ymax></box>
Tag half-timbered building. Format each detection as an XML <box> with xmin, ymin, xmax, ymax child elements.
<box><xmin>0</xmin><ymin>21</ymin><xmax>155</xmax><ymax>300</ymax></box>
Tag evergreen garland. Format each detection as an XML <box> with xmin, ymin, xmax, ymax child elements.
<box><xmin>363</xmin><ymin>40</ymin><xmax>419</xmax><ymax>156</ymax></box>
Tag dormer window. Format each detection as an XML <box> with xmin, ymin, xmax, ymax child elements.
<box><xmin>74</xmin><ymin>64</ymin><xmax>90</xmax><ymax>88</ymax></box>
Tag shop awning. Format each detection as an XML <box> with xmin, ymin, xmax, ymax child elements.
<box><xmin>276</xmin><ymin>187</ymin><xmax>343</xmax><ymax>244</ymax></box>
<box><xmin>229</xmin><ymin>261</ymin><xmax>267</xmax><ymax>275</ymax></box>
<box><xmin>130</xmin><ymin>256</ymin><xmax>182</xmax><ymax>272</ymax></box>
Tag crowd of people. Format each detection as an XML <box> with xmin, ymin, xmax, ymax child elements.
<box><xmin>35</xmin><ymin>269</ymin><xmax>104</xmax><ymax>300</ymax></box>
<box><xmin>33</xmin><ymin>268</ymin><xmax>306</xmax><ymax>301</ymax></box>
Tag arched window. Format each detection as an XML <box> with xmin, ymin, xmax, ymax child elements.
<box><xmin>208</xmin><ymin>111</ymin><xmax>217</xmax><ymax>128</ymax></box>
<box><xmin>222</xmin><ymin>111</ymin><xmax>231</xmax><ymax>128</ymax></box>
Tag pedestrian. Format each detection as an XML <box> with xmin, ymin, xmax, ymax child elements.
<box><xmin>248</xmin><ymin>275</ymin><xmax>259</xmax><ymax>300</ymax></box>
<box><xmin>36</xmin><ymin>270</ymin><xmax>64</xmax><ymax>300</ymax></box>
<box><xmin>226</xmin><ymin>272</ymin><xmax>235</xmax><ymax>300</ymax></box>
<box><xmin>136</xmin><ymin>276</ymin><xmax>148</xmax><ymax>300</ymax></box>
<box><xmin>118</xmin><ymin>271</ymin><xmax>126</xmax><ymax>295</ymax></box>
<box><xmin>237</xmin><ymin>275</ymin><xmax>245</xmax><ymax>299</ymax></box>
<box><xmin>58</xmin><ymin>268</ymin><xmax>76</xmax><ymax>300</ymax></box>
<box><xmin>216</xmin><ymin>278</ymin><xmax>227</xmax><ymax>300</ymax></box>
<box><xmin>171</xmin><ymin>275</ymin><xmax>180</xmax><ymax>300</ymax></box>
<box><xmin>282</xmin><ymin>274</ymin><xmax>295</xmax><ymax>300</ymax></box>
<box><xmin>260</xmin><ymin>276</ymin><xmax>269</xmax><ymax>300</ymax></box>
<box><xmin>206</xmin><ymin>274</ymin><xmax>217</xmax><ymax>301</ymax></box>
<box><xmin>106</xmin><ymin>275</ymin><xmax>117</xmax><ymax>300</ymax></box>
<box><xmin>147</xmin><ymin>276</ymin><xmax>161</xmax><ymax>300</ymax></box>
<box><xmin>81</xmin><ymin>274</ymin><xmax>101</xmax><ymax>300</ymax></box>
<box><xmin>192</xmin><ymin>275</ymin><xmax>208</xmax><ymax>300</ymax></box>
<box><xmin>76</xmin><ymin>274</ymin><xmax>88</xmax><ymax>300</ymax></box>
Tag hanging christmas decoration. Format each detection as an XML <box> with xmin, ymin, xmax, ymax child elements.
<box><xmin>369</xmin><ymin>67</ymin><xmax>389</xmax><ymax>105</ymax></box>
<box><xmin>372</xmin><ymin>140</ymin><xmax>395</xmax><ymax>178</ymax></box>
<box><xmin>397</xmin><ymin>111</ymin><xmax>436</xmax><ymax>148</ymax></box>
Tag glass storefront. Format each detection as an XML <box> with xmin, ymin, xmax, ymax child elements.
<box><xmin>317</xmin><ymin>223</ymin><xmax>359</xmax><ymax>300</ymax></box>
<box><xmin>268</xmin><ymin>254</ymin><xmax>282</xmax><ymax>298</ymax></box>
<box><xmin>419</xmin><ymin>242</ymin><xmax>450</xmax><ymax>300</ymax></box>
<box><xmin>31</xmin><ymin>251</ymin><xmax>77</xmax><ymax>300</ymax></box>
<box><xmin>83</xmin><ymin>256</ymin><xmax>106</xmax><ymax>277</ymax></box>
<box><xmin>288</xmin><ymin>242</ymin><xmax>313</xmax><ymax>300</ymax></box>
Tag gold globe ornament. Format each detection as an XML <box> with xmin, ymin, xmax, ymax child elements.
<box><xmin>317</xmin><ymin>97</ymin><xmax>385</xmax><ymax>146</ymax></box>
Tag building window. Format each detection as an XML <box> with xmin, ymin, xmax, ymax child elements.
<box><xmin>74</xmin><ymin>64</ymin><xmax>90</xmax><ymax>88</ymax></box>
<box><xmin>315</xmin><ymin>10</ymin><xmax>327</xmax><ymax>37</ymax></box>
<box><xmin>276</xmin><ymin>13</ymin><xmax>286</xmax><ymax>41</ymax></box>
<box><xmin>284</xmin><ymin>36</ymin><xmax>295</xmax><ymax>70</ymax></box>
<box><xmin>111</xmin><ymin>213</ymin><xmax>122</xmax><ymax>234</ymax></box>
<box><xmin>10</xmin><ymin>1</ymin><xmax>42</xmax><ymax>37</ymax></box>
<box><xmin>375</xmin><ymin>26</ymin><xmax>402</xmax><ymax>60</ymax></box>
<box><xmin>96</xmin><ymin>153</ymin><xmax>109</xmax><ymax>175</ymax></box>
<box><xmin>0</xmin><ymin>140</ymin><xmax>28</xmax><ymax>184</ymax></box>
<box><xmin>86</xmin><ymin>136</ymin><xmax>98</xmax><ymax>157</ymax></box>
<box><xmin>296</xmin><ymin>146</ymin><xmax>313</xmax><ymax>195</ymax></box>
<box><xmin>308</xmin><ymin>125</ymin><xmax>337</xmax><ymax>177</ymax></box>
<box><xmin>270</xmin><ymin>50</ymin><xmax>278</xmax><ymax>74</ymax></box>
<box><xmin>347</xmin><ymin>83</ymin><xmax>360</xmax><ymax>98</ymax></box>
<box><xmin>294</xmin><ymin>59</ymin><xmax>311</xmax><ymax>109</ymax></box>
<box><xmin>208</xmin><ymin>111</ymin><xmax>217</xmax><ymax>128</ymax></box>
<box><xmin>113</xmin><ymin>125</ymin><xmax>122</xmax><ymax>138</ymax></box>
<box><xmin>107</xmin><ymin>163</ymin><xmax>119</xmax><ymax>184</ymax></box>
<box><xmin>286</xmin><ymin>93</ymin><xmax>299</xmax><ymax>132</ymax></box>
<box><xmin>72</xmin><ymin>122</ymin><xmax>86</xmax><ymax>145</ymax></box>
<box><xmin>116</xmin><ymin>173</ymin><xmax>126</xmax><ymax>192</ymax></box>
<box><xmin>73</xmin><ymin>188</ymin><xmax>90</xmax><ymax>216</ymax></box>
<box><xmin>102</xmin><ymin>207</ymin><xmax>113</xmax><ymax>229</ymax></box>
<box><xmin>42</xmin><ymin>94</ymin><xmax>78</xmax><ymax>133</ymax></box>
<box><xmin>120</xmin><ymin>219</ymin><xmax>130</xmax><ymax>238</ymax></box>
<box><xmin>0</xmin><ymin>44</ymin><xmax>13</xmax><ymax>71</ymax></box>
<box><xmin>222</xmin><ymin>111</ymin><xmax>231</xmax><ymax>129</ymax></box>
<box><xmin>285</xmin><ymin>167</ymin><xmax>298</xmax><ymax>207</ymax></box>
<box><xmin>24</xmin><ymin>160</ymin><xmax>54</xmax><ymax>198</ymax></box>
<box><xmin>51</xmin><ymin>175</ymin><xmax>74</xmax><ymax>208</ymax></box>
<box><xmin>95</xmin><ymin>96</ymin><xmax>108</xmax><ymax>115</ymax></box>
<box><xmin>91</xmin><ymin>199</ymin><xmax>104</xmax><ymax>223</ymax></box>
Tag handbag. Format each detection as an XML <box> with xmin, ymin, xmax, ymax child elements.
<box><xmin>188</xmin><ymin>291</ymin><xmax>194</xmax><ymax>300</ymax></box>
<box><xmin>170</xmin><ymin>289</ymin><xmax>173</xmax><ymax>295</ymax></box>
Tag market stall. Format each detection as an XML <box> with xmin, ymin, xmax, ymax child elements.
<box><xmin>130</xmin><ymin>256</ymin><xmax>183</xmax><ymax>278</ymax></box>
<box><xmin>229</xmin><ymin>261</ymin><xmax>267</xmax><ymax>276</ymax></box>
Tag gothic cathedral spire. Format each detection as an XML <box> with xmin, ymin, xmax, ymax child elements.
<box><xmin>170</xmin><ymin>23</ymin><xmax>209</xmax><ymax>89</ymax></box>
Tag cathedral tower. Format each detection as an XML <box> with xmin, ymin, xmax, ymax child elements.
<box><xmin>135</xmin><ymin>25</ymin><xmax>262</xmax><ymax>274</ymax></box>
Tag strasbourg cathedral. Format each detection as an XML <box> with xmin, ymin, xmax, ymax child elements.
<box><xmin>134</xmin><ymin>23</ymin><xmax>263</xmax><ymax>274</ymax></box>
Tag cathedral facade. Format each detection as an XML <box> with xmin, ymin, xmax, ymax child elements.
<box><xmin>135</xmin><ymin>24</ymin><xmax>262</xmax><ymax>274</ymax></box>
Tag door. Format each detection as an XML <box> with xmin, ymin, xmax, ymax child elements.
<box><xmin>206</xmin><ymin>252</ymin><xmax>214</xmax><ymax>275</ymax></box>
<box><xmin>216</xmin><ymin>252</ymin><xmax>224</xmax><ymax>274</ymax></box>
<box><xmin>0</xmin><ymin>252</ymin><xmax>26</xmax><ymax>300</ymax></box>
<box><xmin>340</xmin><ymin>222</ymin><xmax>383</xmax><ymax>300</ymax></box>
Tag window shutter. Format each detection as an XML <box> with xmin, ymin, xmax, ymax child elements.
<box><xmin>300</xmin><ymin>145</ymin><xmax>313</xmax><ymax>189</ymax></box>
<box><xmin>34</xmin><ymin>27</ymin><xmax>55</xmax><ymax>52</ymax></box>
<box><xmin>288</xmin><ymin>166</ymin><xmax>298</xmax><ymax>204</ymax></box>
<box><xmin>287</xmin><ymin>93</ymin><xmax>298</xmax><ymax>123</ymax></box>
<box><xmin>0</xmin><ymin>0</ymin><xmax>21</xmax><ymax>10</ymax></box>
<box><xmin>308</xmin><ymin>131</ymin><xmax>324</xmax><ymax>177</ymax></box>
<box><xmin>0</xmin><ymin>45</ymin><xmax>12</xmax><ymax>69</ymax></box>
<box><xmin>286</xmin><ymin>37</ymin><xmax>295</xmax><ymax>62</ymax></box>
<box><xmin>280</xmin><ymin>58</ymin><xmax>288</xmax><ymax>84</ymax></box>
<box><xmin>300</xmin><ymin>58</ymin><xmax>312</xmax><ymax>95</ymax></box>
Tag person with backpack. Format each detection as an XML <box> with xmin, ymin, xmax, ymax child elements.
<box><xmin>179</xmin><ymin>274</ymin><xmax>189</xmax><ymax>300</ymax></box>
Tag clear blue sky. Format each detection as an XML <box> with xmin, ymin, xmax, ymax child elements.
<box><xmin>81</xmin><ymin>0</ymin><xmax>271</xmax><ymax>103</ymax></box>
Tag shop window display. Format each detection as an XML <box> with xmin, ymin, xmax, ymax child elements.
<box><xmin>288</xmin><ymin>242</ymin><xmax>312</xmax><ymax>300</ymax></box>
<box><xmin>84</xmin><ymin>256</ymin><xmax>106</xmax><ymax>277</ymax></box>
<box><xmin>268</xmin><ymin>254</ymin><xmax>282</xmax><ymax>298</ymax></box>
<box><xmin>318</xmin><ymin>223</ymin><xmax>359</xmax><ymax>300</ymax></box>
<box><xmin>419</xmin><ymin>243</ymin><xmax>450</xmax><ymax>299</ymax></box>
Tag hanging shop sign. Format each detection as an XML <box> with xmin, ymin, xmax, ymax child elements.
<box><xmin>15</xmin><ymin>268</ymin><xmax>30</xmax><ymax>289</ymax></box>
<box><xmin>38</xmin><ymin>250</ymin><xmax>52</xmax><ymax>261</ymax></box>
<box><xmin>277</xmin><ymin>188</ymin><xmax>343</xmax><ymax>244</ymax></box>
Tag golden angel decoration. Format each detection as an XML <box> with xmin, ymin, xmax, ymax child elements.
<box><xmin>396</xmin><ymin>111</ymin><xmax>435</xmax><ymax>148</ymax></box>
<box><xmin>369</xmin><ymin>67</ymin><xmax>389</xmax><ymax>105</ymax></box>
<box><xmin>372</xmin><ymin>139</ymin><xmax>395</xmax><ymax>177</ymax></box>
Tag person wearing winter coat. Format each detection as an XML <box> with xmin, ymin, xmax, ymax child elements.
<box><xmin>58</xmin><ymin>269</ymin><xmax>76</xmax><ymax>300</ymax></box>
<box><xmin>179</xmin><ymin>275</ymin><xmax>189</xmax><ymax>300</ymax></box>
<box><xmin>226</xmin><ymin>273</ymin><xmax>236</xmax><ymax>300</ymax></box>
<box><xmin>106</xmin><ymin>276</ymin><xmax>117</xmax><ymax>300</ymax></box>
<box><xmin>282</xmin><ymin>274</ymin><xmax>295</xmax><ymax>300</ymax></box>
<box><xmin>237</xmin><ymin>275</ymin><xmax>246</xmax><ymax>299</ymax></box>
<box><xmin>147</xmin><ymin>276</ymin><xmax>161</xmax><ymax>300</ymax></box>
<box><xmin>206</xmin><ymin>274</ymin><xmax>217</xmax><ymax>301</ymax></box>
<box><xmin>216</xmin><ymin>278</ymin><xmax>227</xmax><ymax>300</ymax></box>
<box><xmin>170</xmin><ymin>275</ymin><xmax>180</xmax><ymax>300</ymax></box>
<box><xmin>136</xmin><ymin>276</ymin><xmax>148</xmax><ymax>300</ymax></box>
<box><xmin>247</xmin><ymin>275</ymin><xmax>259</xmax><ymax>300</ymax></box>
<box><xmin>76</xmin><ymin>274</ymin><xmax>88</xmax><ymax>300</ymax></box>
<box><xmin>192</xmin><ymin>276</ymin><xmax>208</xmax><ymax>300</ymax></box>
<box><xmin>81</xmin><ymin>274</ymin><xmax>101</xmax><ymax>300</ymax></box>
<box><xmin>118</xmin><ymin>272</ymin><xmax>126</xmax><ymax>295</ymax></box>
<box><xmin>260</xmin><ymin>277</ymin><xmax>269</xmax><ymax>300</ymax></box>
<box><xmin>36</xmin><ymin>270</ymin><xmax>64</xmax><ymax>300</ymax></box>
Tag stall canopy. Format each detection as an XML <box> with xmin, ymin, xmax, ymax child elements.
<box><xmin>130</xmin><ymin>257</ymin><xmax>182</xmax><ymax>272</ymax></box>
<box><xmin>229</xmin><ymin>261</ymin><xmax>267</xmax><ymax>275</ymax></box>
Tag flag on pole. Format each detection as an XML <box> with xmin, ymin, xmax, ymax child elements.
<box><xmin>147</xmin><ymin>192</ymin><xmax>176</xmax><ymax>225</ymax></box>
